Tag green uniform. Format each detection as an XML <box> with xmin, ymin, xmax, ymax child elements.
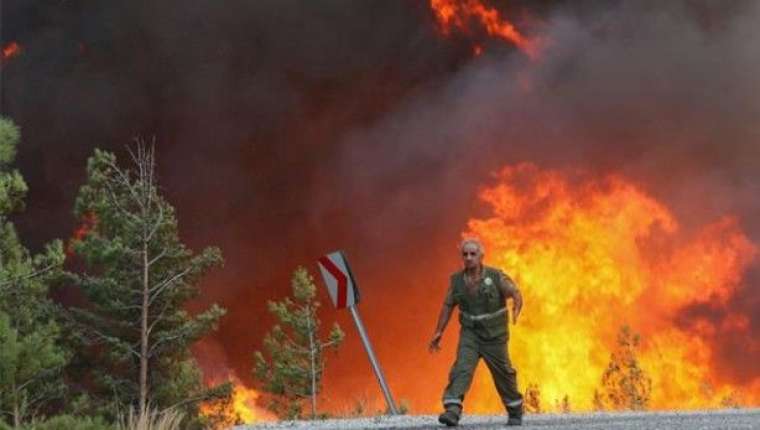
<box><xmin>441</xmin><ymin>265</ymin><xmax>523</xmax><ymax>414</ymax></box>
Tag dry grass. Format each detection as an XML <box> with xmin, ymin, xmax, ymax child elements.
<box><xmin>117</xmin><ymin>406</ymin><xmax>184</xmax><ymax>430</ymax></box>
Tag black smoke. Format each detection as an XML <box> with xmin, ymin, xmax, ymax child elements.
<box><xmin>5</xmin><ymin>0</ymin><xmax>760</xmax><ymax>410</ymax></box>
<box><xmin>4</xmin><ymin>0</ymin><xmax>487</xmax><ymax>396</ymax></box>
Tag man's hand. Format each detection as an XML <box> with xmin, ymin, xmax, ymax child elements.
<box><xmin>429</xmin><ymin>331</ymin><xmax>443</xmax><ymax>353</ymax></box>
<box><xmin>512</xmin><ymin>299</ymin><xmax>522</xmax><ymax>324</ymax></box>
<box><xmin>431</xmin><ymin>301</ymin><xmax>454</xmax><ymax>353</ymax></box>
<box><xmin>511</xmin><ymin>286</ymin><xmax>523</xmax><ymax>324</ymax></box>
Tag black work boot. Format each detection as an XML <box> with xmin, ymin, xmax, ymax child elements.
<box><xmin>438</xmin><ymin>405</ymin><xmax>461</xmax><ymax>426</ymax></box>
<box><xmin>506</xmin><ymin>405</ymin><xmax>523</xmax><ymax>426</ymax></box>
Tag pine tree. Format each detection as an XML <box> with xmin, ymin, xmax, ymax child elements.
<box><xmin>0</xmin><ymin>312</ymin><xmax>68</xmax><ymax>428</ymax></box>
<box><xmin>253</xmin><ymin>267</ymin><xmax>345</xmax><ymax>420</ymax></box>
<box><xmin>524</xmin><ymin>383</ymin><xmax>541</xmax><ymax>414</ymax></box>
<box><xmin>0</xmin><ymin>118</ymin><xmax>67</xmax><ymax>428</ymax></box>
<box><xmin>719</xmin><ymin>391</ymin><xmax>742</xmax><ymax>409</ymax></box>
<box><xmin>597</xmin><ymin>325</ymin><xmax>652</xmax><ymax>411</ymax></box>
<box><xmin>592</xmin><ymin>389</ymin><xmax>604</xmax><ymax>412</ymax></box>
<box><xmin>67</xmin><ymin>142</ymin><xmax>230</xmax><ymax>426</ymax></box>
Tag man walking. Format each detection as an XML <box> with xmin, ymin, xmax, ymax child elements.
<box><xmin>429</xmin><ymin>238</ymin><xmax>524</xmax><ymax>426</ymax></box>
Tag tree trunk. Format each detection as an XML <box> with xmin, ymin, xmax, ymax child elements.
<box><xmin>139</xmin><ymin>241</ymin><xmax>149</xmax><ymax>414</ymax></box>
<box><xmin>306</xmin><ymin>307</ymin><xmax>317</xmax><ymax>419</ymax></box>
<box><xmin>12</xmin><ymin>384</ymin><xmax>19</xmax><ymax>429</ymax></box>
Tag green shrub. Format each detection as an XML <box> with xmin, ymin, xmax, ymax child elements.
<box><xmin>36</xmin><ymin>415</ymin><xmax>112</xmax><ymax>430</ymax></box>
<box><xmin>0</xmin><ymin>415</ymin><xmax>113</xmax><ymax>430</ymax></box>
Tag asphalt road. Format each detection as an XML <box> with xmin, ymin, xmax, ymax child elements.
<box><xmin>236</xmin><ymin>409</ymin><xmax>760</xmax><ymax>429</ymax></box>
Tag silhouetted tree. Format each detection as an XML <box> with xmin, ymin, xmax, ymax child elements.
<box><xmin>592</xmin><ymin>389</ymin><xmax>604</xmax><ymax>412</ymax></box>
<box><xmin>596</xmin><ymin>325</ymin><xmax>652</xmax><ymax>410</ymax></box>
<box><xmin>524</xmin><ymin>383</ymin><xmax>541</xmax><ymax>413</ymax></box>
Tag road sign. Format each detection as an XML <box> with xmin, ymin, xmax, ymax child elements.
<box><xmin>317</xmin><ymin>250</ymin><xmax>398</xmax><ymax>415</ymax></box>
<box><xmin>317</xmin><ymin>251</ymin><xmax>360</xmax><ymax>309</ymax></box>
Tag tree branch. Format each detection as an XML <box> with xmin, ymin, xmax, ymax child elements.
<box><xmin>146</xmin><ymin>298</ymin><xmax>174</xmax><ymax>336</ymax></box>
<box><xmin>103</xmin><ymin>176</ymin><xmax>141</xmax><ymax>225</ymax></box>
<box><xmin>145</xmin><ymin>202</ymin><xmax>164</xmax><ymax>243</ymax></box>
<box><xmin>147</xmin><ymin>248</ymin><xmax>168</xmax><ymax>267</ymax></box>
<box><xmin>0</xmin><ymin>262</ymin><xmax>58</xmax><ymax>288</ymax></box>
<box><xmin>16</xmin><ymin>365</ymin><xmax>62</xmax><ymax>392</ymax></box>
<box><xmin>104</xmin><ymin>158</ymin><xmax>145</xmax><ymax>213</ymax></box>
<box><xmin>148</xmin><ymin>266</ymin><xmax>193</xmax><ymax>305</ymax></box>
<box><xmin>165</xmin><ymin>392</ymin><xmax>212</xmax><ymax>411</ymax></box>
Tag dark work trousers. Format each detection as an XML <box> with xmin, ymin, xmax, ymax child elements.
<box><xmin>441</xmin><ymin>327</ymin><xmax>523</xmax><ymax>413</ymax></box>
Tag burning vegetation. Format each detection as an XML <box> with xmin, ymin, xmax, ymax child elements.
<box><xmin>215</xmin><ymin>162</ymin><xmax>759</xmax><ymax>423</ymax></box>
<box><xmin>2</xmin><ymin>0</ymin><xmax>760</xmax><ymax>427</ymax></box>
<box><xmin>200</xmin><ymin>372</ymin><xmax>274</xmax><ymax>428</ymax></box>
<box><xmin>463</xmin><ymin>163</ymin><xmax>757</xmax><ymax>412</ymax></box>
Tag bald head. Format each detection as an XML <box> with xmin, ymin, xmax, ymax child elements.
<box><xmin>460</xmin><ymin>238</ymin><xmax>485</xmax><ymax>254</ymax></box>
<box><xmin>460</xmin><ymin>238</ymin><xmax>484</xmax><ymax>270</ymax></box>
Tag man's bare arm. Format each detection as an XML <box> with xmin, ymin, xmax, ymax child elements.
<box><xmin>429</xmin><ymin>286</ymin><xmax>455</xmax><ymax>352</ymax></box>
<box><xmin>499</xmin><ymin>272</ymin><xmax>523</xmax><ymax>324</ymax></box>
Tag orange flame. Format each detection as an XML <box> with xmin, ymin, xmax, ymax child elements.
<box><xmin>430</xmin><ymin>0</ymin><xmax>541</xmax><ymax>59</ymax></box>
<box><xmin>461</xmin><ymin>163</ymin><xmax>758</xmax><ymax>411</ymax></box>
<box><xmin>228</xmin><ymin>383</ymin><xmax>268</xmax><ymax>424</ymax></box>
<box><xmin>2</xmin><ymin>42</ymin><xmax>21</xmax><ymax>62</ymax></box>
<box><xmin>66</xmin><ymin>212</ymin><xmax>98</xmax><ymax>257</ymax></box>
<box><xmin>200</xmin><ymin>374</ymin><xmax>274</xmax><ymax>428</ymax></box>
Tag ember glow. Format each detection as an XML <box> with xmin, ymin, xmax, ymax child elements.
<box><xmin>2</xmin><ymin>41</ymin><xmax>21</xmax><ymax>62</ymax></box>
<box><xmin>459</xmin><ymin>163</ymin><xmax>758</xmax><ymax>411</ymax></box>
<box><xmin>429</xmin><ymin>0</ymin><xmax>541</xmax><ymax>58</ymax></box>
<box><xmin>66</xmin><ymin>212</ymin><xmax>98</xmax><ymax>257</ymax></box>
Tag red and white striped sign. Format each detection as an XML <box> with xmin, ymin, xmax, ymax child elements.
<box><xmin>317</xmin><ymin>251</ymin><xmax>359</xmax><ymax>309</ymax></box>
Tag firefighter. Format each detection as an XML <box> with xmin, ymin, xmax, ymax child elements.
<box><xmin>429</xmin><ymin>238</ymin><xmax>524</xmax><ymax>426</ymax></box>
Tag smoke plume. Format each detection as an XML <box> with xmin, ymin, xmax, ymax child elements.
<box><xmin>5</xmin><ymin>0</ymin><xmax>759</xmax><ymax>413</ymax></box>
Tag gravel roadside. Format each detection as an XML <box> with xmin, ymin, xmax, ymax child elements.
<box><xmin>235</xmin><ymin>409</ymin><xmax>760</xmax><ymax>430</ymax></box>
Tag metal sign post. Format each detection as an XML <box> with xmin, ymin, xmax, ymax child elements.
<box><xmin>317</xmin><ymin>251</ymin><xmax>399</xmax><ymax>415</ymax></box>
<box><xmin>347</xmin><ymin>303</ymin><xmax>398</xmax><ymax>415</ymax></box>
